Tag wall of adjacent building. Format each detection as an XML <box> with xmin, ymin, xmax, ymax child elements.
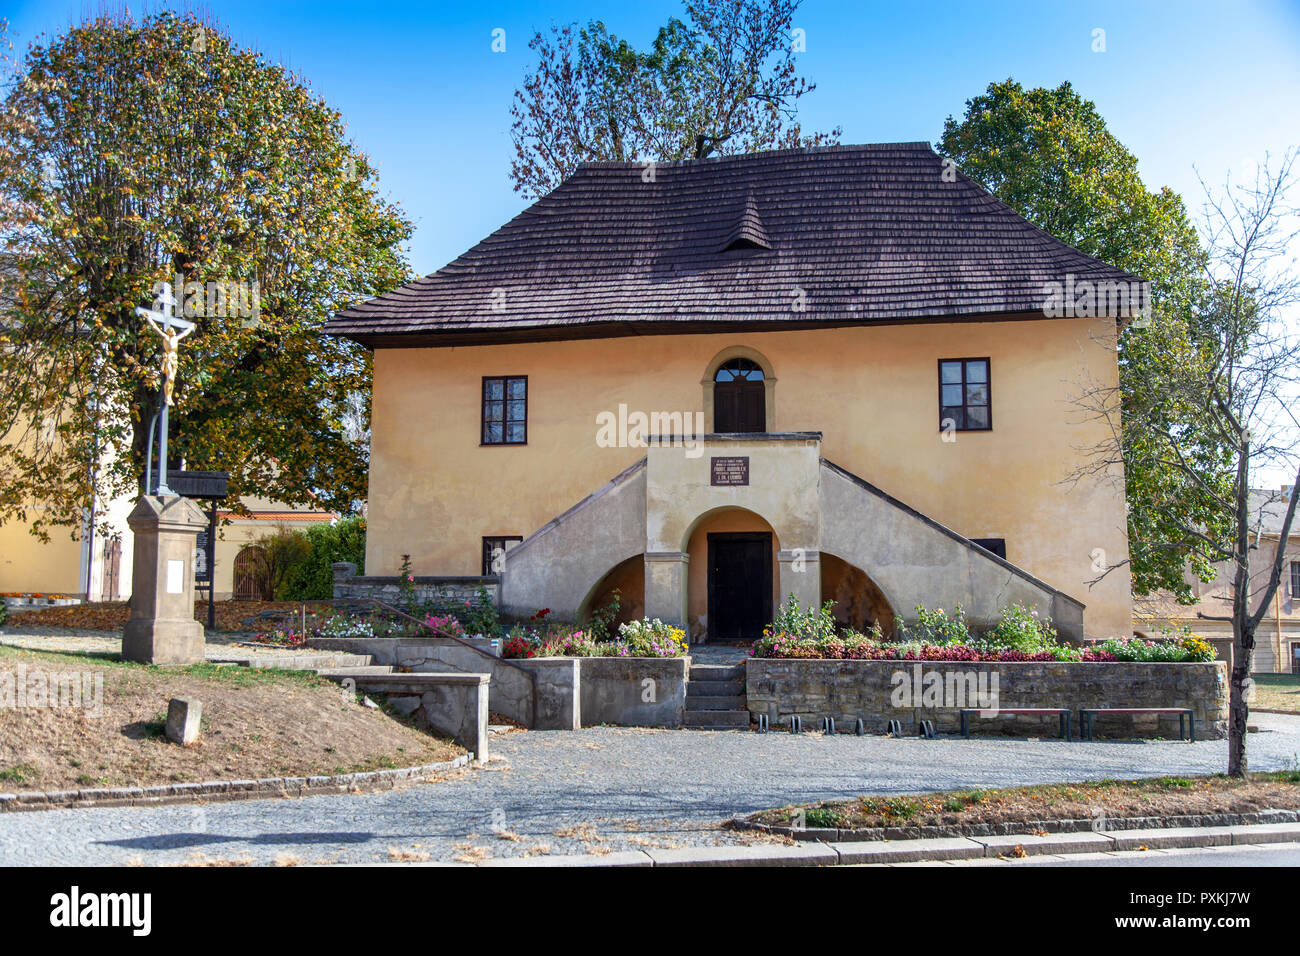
<box><xmin>366</xmin><ymin>316</ymin><xmax>1132</xmax><ymax>638</ymax></box>
<box><xmin>0</xmin><ymin>448</ymin><xmax>137</xmax><ymax>602</ymax></box>
<box><xmin>1136</xmin><ymin>533</ymin><xmax>1300</xmax><ymax>673</ymax></box>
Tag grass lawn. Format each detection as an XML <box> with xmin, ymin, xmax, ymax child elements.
<box><xmin>749</xmin><ymin>772</ymin><xmax>1300</xmax><ymax>831</ymax></box>
<box><xmin>0</xmin><ymin>645</ymin><xmax>463</xmax><ymax>792</ymax></box>
<box><xmin>1253</xmin><ymin>673</ymin><xmax>1300</xmax><ymax>714</ymax></box>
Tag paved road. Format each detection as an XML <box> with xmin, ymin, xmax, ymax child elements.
<box><xmin>968</xmin><ymin>842</ymin><xmax>1300</xmax><ymax>867</ymax></box>
<box><xmin>2</xmin><ymin>714</ymin><xmax>1297</xmax><ymax>866</ymax></box>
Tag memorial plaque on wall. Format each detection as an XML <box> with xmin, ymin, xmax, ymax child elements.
<box><xmin>710</xmin><ymin>456</ymin><xmax>750</xmax><ymax>486</ymax></box>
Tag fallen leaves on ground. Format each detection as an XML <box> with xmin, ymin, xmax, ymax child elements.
<box><xmin>7</xmin><ymin>600</ymin><xmax>300</xmax><ymax>633</ymax></box>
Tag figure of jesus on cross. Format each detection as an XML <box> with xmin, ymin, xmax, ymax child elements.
<box><xmin>136</xmin><ymin>284</ymin><xmax>195</xmax><ymax>496</ymax></box>
<box><xmin>139</xmin><ymin>285</ymin><xmax>194</xmax><ymax>406</ymax></box>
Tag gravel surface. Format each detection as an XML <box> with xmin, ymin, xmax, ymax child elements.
<box><xmin>2</xmin><ymin>714</ymin><xmax>1297</xmax><ymax>866</ymax></box>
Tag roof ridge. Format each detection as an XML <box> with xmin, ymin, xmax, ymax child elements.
<box><xmin>328</xmin><ymin>140</ymin><xmax>1148</xmax><ymax>344</ymax></box>
<box><xmin>575</xmin><ymin>141</ymin><xmax>937</xmax><ymax>171</ymax></box>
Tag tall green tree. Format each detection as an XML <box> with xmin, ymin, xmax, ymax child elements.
<box><xmin>1087</xmin><ymin>153</ymin><xmax>1298</xmax><ymax>775</ymax></box>
<box><xmin>510</xmin><ymin>0</ymin><xmax>839</xmax><ymax>198</ymax></box>
<box><xmin>0</xmin><ymin>11</ymin><xmax>411</xmax><ymax>539</ymax></box>
<box><xmin>938</xmin><ymin>79</ymin><xmax>1230</xmax><ymax>602</ymax></box>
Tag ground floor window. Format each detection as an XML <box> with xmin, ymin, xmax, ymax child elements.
<box><xmin>1292</xmin><ymin>642</ymin><xmax>1300</xmax><ymax>676</ymax></box>
<box><xmin>482</xmin><ymin>536</ymin><xmax>522</xmax><ymax>576</ymax></box>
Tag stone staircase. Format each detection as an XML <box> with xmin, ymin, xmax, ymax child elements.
<box><xmin>684</xmin><ymin>662</ymin><xmax>750</xmax><ymax>730</ymax></box>
<box><xmin>215</xmin><ymin>651</ymin><xmax>512</xmax><ymax>748</ymax></box>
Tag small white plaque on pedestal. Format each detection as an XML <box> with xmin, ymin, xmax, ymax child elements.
<box><xmin>166</xmin><ymin>559</ymin><xmax>184</xmax><ymax>594</ymax></box>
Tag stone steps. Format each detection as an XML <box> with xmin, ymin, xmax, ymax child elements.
<box><xmin>211</xmin><ymin>652</ymin><xmax>375</xmax><ymax>670</ymax></box>
<box><xmin>689</xmin><ymin>663</ymin><xmax>745</xmax><ymax>682</ymax></box>
<box><xmin>317</xmin><ymin>671</ymin><xmax>465</xmax><ymax>692</ymax></box>
<box><xmin>683</xmin><ymin>710</ymin><xmax>750</xmax><ymax>729</ymax></box>
<box><xmin>687</xmin><ymin>679</ymin><xmax>743</xmax><ymax>696</ymax></box>
<box><xmin>687</xmin><ymin>695</ymin><xmax>748</xmax><ymax>711</ymax></box>
<box><xmin>685</xmin><ymin>661</ymin><xmax>748</xmax><ymax>729</ymax></box>
<box><xmin>314</xmin><ymin>665</ymin><xmax>397</xmax><ymax>678</ymax></box>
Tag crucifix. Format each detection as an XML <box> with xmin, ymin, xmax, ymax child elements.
<box><xmin>136</xmin><ymin>284</ymin><xmax>195</xmax><ymax>498</ymax></box>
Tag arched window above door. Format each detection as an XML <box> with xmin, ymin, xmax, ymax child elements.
<box><xmin>713</xmin><ymin>359</ymin><xmax>766</xmax><ymax>432</ymax></box>
<box><xmin>702</xmin><ymin>348</ymin><xmax>776</xmax><ymax>434</ymax></box>
<box><xmin>715</xmin><ymin>359</ymin><xmax>765</xmax><ymax>383</ymax></box>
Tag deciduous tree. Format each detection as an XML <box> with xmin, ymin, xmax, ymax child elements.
<box><xmin>0</xmin><ymin>11</ymin><xmax>411</xmax><ymax>539</ymax></box>
<box><xmin>938</xmin><ymin>79</ymin><xmax>1229</xmax><ymax>602</ymax></box>
<box><xmin>510</xmin><ymin>0</ymin><xmax>839</xmax><ymax>198</ymax></box>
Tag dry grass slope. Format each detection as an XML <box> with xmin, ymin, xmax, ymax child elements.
<box><xmin>0</xmin><ymin>645</ymin><xmax>462</xmax><ymax>792</ymax></box>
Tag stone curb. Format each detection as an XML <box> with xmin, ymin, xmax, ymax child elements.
<box><xmin>438</xmin><ymin>821</ymin><xmax>1300</xmax><ymax>868</ymax></box>
<box><xmin>726</xmin><ymin>806</ymin><xmax>1300</xmax><ymax>841</ymax></box>
<box><xmin>0</xmin><ymin>755</ymin><xmax>471</xmax><ymax>813</ymax></box>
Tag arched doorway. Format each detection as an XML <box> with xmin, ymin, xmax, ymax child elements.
<box><xmin>713</xmin><ymin>358</ymin><xmax>766</xmax><ymax>432</ymax></box>
<box><xmin>684</xmin><ymin>508</ymin><xmax>780</xmax><ymax>642</ymax></box>
<box><xmin>233</xmin><ymin>546</ymin><xmax>269</xmax><ymax>601</ymax></box>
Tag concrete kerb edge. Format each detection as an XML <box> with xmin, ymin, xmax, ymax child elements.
<box><xmin>427</xmin><ymin>819</ymin><xmax>1300</xmax><ymax>868</ymax></box>
<box><xmin>725</xmin><ymin>806</ymin><xmax>1300</xmax><ymax>842</ymax></box>
<box><xmin>0</xmin><ymin>754</ymin><xmax>472</xmax><ymax>813</ymax></box>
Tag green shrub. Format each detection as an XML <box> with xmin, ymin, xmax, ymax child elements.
<box><xmin>279</xmin><ymin>516</ymin><xmax>366</xmax><ymax>600</ymax></box>
<box><xmin>982</xmin><ymin>603</ymin><xmax>1057</xmax><ymax>653</ymax></box>
<box><xmin>249</xmin><ymin>528</ymin><xmax>312</xmax><ymax>600</ymax></box>
<box><xmin>770</xmin><ymin>594</ymin><xmax>839</xmax><ymax>641</ymax></box>
<box><xmin>906</xmin><ymin>604</ymin><xmax>971</xmax><ymax>645</ymax></box>
<box><xmin>1093</xmin><ymin>635</ymin><xmax>1217</xmax><ymax>663</ymax></box>
<box><xmin>583</xmin><ymin>589</ymin><xmax>622</xmax><ymax>643</ymax></box>
<box><xmin>461</xmin><ymin>585</ymin><xmax>500</xmax><ymax>637</ymax></box>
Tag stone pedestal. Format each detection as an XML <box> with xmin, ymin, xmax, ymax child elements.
<box><xmin>122</xmin><ymin>495</ymin><xmax>208</xmax><ymax>665</ymax></box>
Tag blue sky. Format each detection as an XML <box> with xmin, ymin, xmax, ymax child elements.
<box><xmin>5</xmin><ymin>0</ymin><xmax>1298</xmax><ymax>273</ymax></box>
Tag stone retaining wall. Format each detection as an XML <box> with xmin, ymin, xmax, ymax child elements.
<box><xmin>746</xmin><ymin>659</ymin><xmax>1228</xmax><ymax>738</ymax></box>
<box><xmin>306</xmin><ymin>636</ymin><xmax>536</xmax><ymax>728</ymax></box>
<box><xmin>579</xmin><ymin>657</ymin><xmax>688</xmax><ymax>728</ymax></box>
<box><xmin>304</xmin><ymin>636</ymin><xmax>688</xmax><ymax>729</ymax></box>
<box><xmin>330</xmin><ymin>562</ymin><xmax>497</xmax><ymax>607</ymax></box>
<box><xmin>365</xmin><ymin>673</ymin><xmax>491</xmax><ymax>760</ymax></box>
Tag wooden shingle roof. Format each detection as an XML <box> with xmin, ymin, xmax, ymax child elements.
<box><xmin>327</xmin><ymin>142</ymin><xmax>1143</xmax><ymax>347</ymax></box>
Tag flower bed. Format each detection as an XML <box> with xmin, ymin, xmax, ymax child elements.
<box><xmin>750</xmin><ymin>598</ymin><xmax>1215</xmax><ymax>664</ymax></box>
<box><xmin>502</xmin><ymin>617</ymin><xmax>688</xmax><ymax>660</ymax></box>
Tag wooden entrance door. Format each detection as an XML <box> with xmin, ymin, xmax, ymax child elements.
<box><xmin>707</xmin><ymin>532</ymin><xmax>772</xmax><ymax>642</ymax></box>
